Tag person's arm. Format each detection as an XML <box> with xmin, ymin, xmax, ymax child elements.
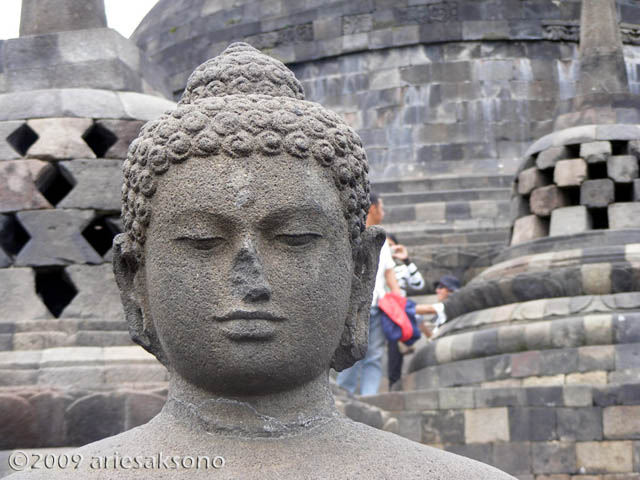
<box><xmin>391</xmin><ymin>244</ymin><xmax>424</xmax><ymax>290</ymax></box>
<box><xmin>415</xmin><ymin>303</ymin><xmax>436</xmax><ymax>315</ymax></box>
<box><xmin>384</xmin><ymin>267</ymin><xmax>403</xmax><ymax>296</ymax></box>
<box><xmin>406</xmin><ymin>263</ymin><xmax>425</xmax><ymax>290</ymax></box>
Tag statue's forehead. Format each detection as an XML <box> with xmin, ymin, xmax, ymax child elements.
<box><xmin>150</xmin><ymin>154</ymin><xmax>340</xmax><ymax>223</ymax></box>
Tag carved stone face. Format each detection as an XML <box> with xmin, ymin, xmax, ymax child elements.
<box><xmin>139</xmin><ymin>153</ymin><xmax>353</xmax><ymax>394</ymax></box>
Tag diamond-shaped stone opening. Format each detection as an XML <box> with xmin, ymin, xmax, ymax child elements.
<box><xmin>0</xmin><ymin>213</ymin><xmax>30</xmax><ymax>256</ymax></box>
<box><xmin>34</xmin><ymin>267</ymin><xmax>77</xmax><ymax>318</ymax></box>
<box><xmin>37</xmin><ymin>163</ymin><xmax>74</xmax><ymax>206</ymax></box>
<box><xmin>82</xmin><ymin>123</ymin><xmax>118</xmax><ymax>158</ymax></box>
<box><xmin>82</xmin><ymin>216</ymin><xmax>120</xmax><ymax>256</ymax></box>
<box><xmin>590</xmin><ymin>207</ymin><xmax>609</xmax><ymax>230</ymax></box>
<box><xmin>6</xmin><ymin>123</ymin><xmax>39</xmax><ymax>156</ymax></box>
<box><xmin>588</xmin><ymin>162</ymin><xmax>608</xmax><ymax>179</ymax></box>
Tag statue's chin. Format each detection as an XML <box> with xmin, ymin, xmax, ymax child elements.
<box><xmin>170</xmin><ymin>359</ymin><xmax>328</xmax><ymax>396</ymax></box>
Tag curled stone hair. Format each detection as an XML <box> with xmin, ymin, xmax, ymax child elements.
<box><xmin>120</xmin><ymin>42</ymin><xmax>371</xmax><ymax>266</ymax></box>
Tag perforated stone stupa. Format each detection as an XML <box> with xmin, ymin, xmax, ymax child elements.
<box><xmin>0</xmin><ymin>0</ymin><xmax>174</xmax><ymax>450</ymax></box>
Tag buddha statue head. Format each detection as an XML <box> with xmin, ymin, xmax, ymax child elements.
<box><xmin>112</xmin><ymin>43</ymin><xmax>384</xmax><ymax>397</ymax></box>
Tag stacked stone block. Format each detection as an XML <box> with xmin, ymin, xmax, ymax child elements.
<box><xmin>130</xmin><ymin>0</ymin><xmax>640</xmax><ymax>180</ymax></box>
<box><xmin>512</xmin><ymin>125</ymin><xmax>640</xmax><ymax>244</ymax></box>
<box><xmin>355</xmin><ymin>384</ymin><xmax>640</xmax><ymax>479</ymax></box>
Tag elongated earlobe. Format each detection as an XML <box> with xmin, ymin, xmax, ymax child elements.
<box><xmin>331</xmin><ymin>226</ymin><xmax>386</xmax><ymax>371</ymax></box>
<box><xmin>112</xmin><ymin>234</ymin><xmax>168</xmax><ymax>366</ymax></box>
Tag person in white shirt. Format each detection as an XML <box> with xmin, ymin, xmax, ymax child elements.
<box><xmin>337</xmin><ymin>193</ymin><xmax>401</xmax><ymax>395</ymax></box>
<box><xmin>386</xmin><ymin>234</ymin><xmax>425</xmax><ymax>389</ymax></box>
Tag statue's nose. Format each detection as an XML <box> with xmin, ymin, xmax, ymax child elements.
<box><xmin>230</xmin><ymin>240</ymin><xmax>271</xmax><ymax>303</ymax></box>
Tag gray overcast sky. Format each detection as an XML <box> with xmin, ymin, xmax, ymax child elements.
<box><xmin>0</xmin><ymin>0</ymin><xmax>159</xmax><ymax>40</ymax></box>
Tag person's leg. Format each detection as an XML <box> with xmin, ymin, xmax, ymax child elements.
<box><xmin>359</xmin><ymin>307</ymin><xmax>385</xmax><ymax>396</ymax></box>
<box><xmin>387</xmin><ymin>340</ymin><xmax>403</xmax><ymax>389</ymax></box>
<box><xmin>336</xmin><ymin>360</ymin><xmax>361</xmax><ymax>394</ymax></box>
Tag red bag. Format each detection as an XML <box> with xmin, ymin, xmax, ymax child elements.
<box><xmin>378</xmin><ymin>293</ymin><xmax>413</xmax><ymax>342</ymax></box>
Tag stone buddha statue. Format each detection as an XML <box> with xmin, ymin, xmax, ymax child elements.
<box><xmin>11</xmin><ymin>43</ymin><xmax>513</xmax><ymax>479</ymax></box>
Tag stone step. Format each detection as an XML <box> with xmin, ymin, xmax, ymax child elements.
<box><xmin>389</xmin><ymin>228</ymin><xmax>510</xmax><ymax>247</ymax></box>
<box><xmin>381</xmin><ymin>187</ymin><xmax>511</xmax><ymax>206</ymax></box>
<box><xmin>371</xmin><ymin>174</ymin><xmax>514</xmax><ymax>194</ymax></box>
<box><xmin>383</xmin><ymin>199</ymin><xmax>511</xmax><ymax>224</ymax></box>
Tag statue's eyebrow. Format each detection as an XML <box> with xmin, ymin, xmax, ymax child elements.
<box><xmin>168</xmin><ymin>210</ymin><xmax>237</xmax><ymax>228</ymax></box>
<box><xmin>258</xmin><ymin>203</ymin><xmax>331</xmax><ymax>230</ymax></box>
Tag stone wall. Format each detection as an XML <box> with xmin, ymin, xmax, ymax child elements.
<box><xmin>361</xmin><ymin>383</ymin><xmax>640</xmax><ymax>478</ymax></box>
<box><xmin>131</xmin><ymin>0</ymin><xmax>640</xmax><ymax>181</ymax></box>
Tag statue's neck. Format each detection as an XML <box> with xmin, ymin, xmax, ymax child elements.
<box><xmin>163</xmin><ymin>373</ymin><xmax>339</xmax><ymax>438</ymax></box>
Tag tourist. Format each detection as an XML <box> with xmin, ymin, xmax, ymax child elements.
<box><xmin>336</xmin><ymin>193</ymin><xmax>402</xmax><ymax>396</ymax></box>
<box><xmin>416</xmin><ymin>275</ymin><xmax>461</xmax><ymax>334</ymax></box>
<box><xmin>386</xmin><ymin>233</ymin><xmax>425</xmax><ymax>390</ymax></box>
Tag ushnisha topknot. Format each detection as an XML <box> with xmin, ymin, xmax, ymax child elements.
<box><xmin>119</xmin><ymin>42</ymin><xmax>370</xmax><ymax>264</ymax></box>
<box><xmin>181</xmin><ymin>41</ymin><xmax>305</xmax><ymax>102</ymax></box>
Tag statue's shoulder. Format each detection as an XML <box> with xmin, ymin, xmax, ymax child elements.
<box><xmin>5</xmin><ymin>423</ymin><xmax>163</xmax><ymax>479</ymax></box>
<box><xmin>331</xmin><ymin>417</ymin><xmax>516</xmax><ymax>479</ymax></box>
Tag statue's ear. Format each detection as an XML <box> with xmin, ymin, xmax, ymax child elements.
<box><xmin>331</xmin><ymin>226</ymin><xmax>386</xmax><ymax>371</ymax></box>
<box><xmin>112</xmin><ymin>234</ymin><xmax>168</xmax><ymax>366</ymax></box>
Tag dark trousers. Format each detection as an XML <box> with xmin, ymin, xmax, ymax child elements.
<box><xmin>387</xmin><ymin>340</ymin><xmax>403</xmax><ymax>389</ymax></box>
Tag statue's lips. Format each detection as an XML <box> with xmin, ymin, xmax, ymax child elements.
<box><xmin>213</xmin><ymin>311</ymin><xmax>286</xmax><ymax>341</ymax></box>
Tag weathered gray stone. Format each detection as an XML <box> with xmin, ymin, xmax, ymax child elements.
<box><xmin>15</xmin><ymin>209</ymin><xmax>103</xmax><ymax>266</ymax></box>
<box><xmin>531</xmin><ymin>442</ymin><xmax>575</xmax><ymax>474</ymax></box>
<box><xmin>26</xmin><ymin>118</ymin><xmax>95</xmax><ymax>160</ymax></box>
<box><xmin>491</xmin><ymin>442</ymin><xmax>531</xmax><ymax>476</ymax></box>
<box><xmin>510</xmin><ymin>195</ymin><xmax>530</xmax><ymax>222</ymax></box>
<box><xmin>0</xmin><ymin>394</ymin><xmax>38</xmax><ymax>449</ymax></box>
<box><xmin>30</xmin><ymin>390</ymin><xmax>72</xmax><ymax>447</ymax></box>
<box><xmin>439</xmin><ymin>388</ymin><xmax>474</xmax><ymax>409</ymax></box>
<box><xmin>578</xmin><ymin>0</ymin><xmax>629</xmax><ymax>98</ymax></box>
<box><xmin>554</xmin><ymin>158</ymin><xmax>588</xmax><ymax>187</ymax></box>
<box><xmin>517</xmin><ymin>167</ymin><xmax>548</xmax><ymax>195</ymax></box>
<box><xmin>603</xmin><ymin>406</ymin><xmax>640</xmax><ymax>440</ymax></box>
<box><xmin>557</xmin><ymin>407</ymin><xmax>603</xmax><ymax>441</ymax></box>
<box><xmin>511</xmin><ymin>215</ymin><xmax>548</xmax><ymax>245</ymax></box>
<box><xmin>65</xmin><ymin>393</ymin><xmax>125</xmax><ymax>446</ymax></box>
<box><xmin>530</xmin><ymin>185</ymin><xmax>569</xmax><ymax>217</ymax></box>
<box><xmin>0</xmin><ymin>247</ymin><xmax>10</xmax><ymax>268</ymax></box>
<box><xmin>580</xmin><ymin>140</ymin><xmax>612</xmax><ymax>163</ymax></box>
<box><xmin>123</xmin><ymin>392</ymin><xmax>166</xmax><ymax>430</ymax></box>
<box><xmin>117</xmin><ymin>92</ymin><xmax>176</xmax><ymax>121</ymax></box>
<box><xmin>607</xmin><ymin>155</ymin><xmax>639</xmax><ymax>183</ymax></box>
<box><xmin>19</xmin><ymin>0</ymin><xmax>107</xmax><ymax>36</ymax></box>
<box><xmin>422</xmin><ymin>410</ymin><xmax>464</xmax><ymax>444</ymax></box>
<box><xmin>0</xmin><ymin>90</ymin><xmax>64</xmax><ymax>121</ymax></box>
<box><xmin>550</xmin><ymin>206</ymin><xmax>592</xmax><ymax>236</ymax></box>
<box><xmin>579</xmin><ymin>345</ymin><xmax>615</xmax><ymax>372</ymax></box>
<box><xmin>96</xmin><ymin>120</ymin><xmax>145</xmax><ymax>159</ymax></box>
<box><xmin>57</xmin><ymin>160</ymin><xmax>122</xmax><ymax>211</ymax></box>
<box><xmin>575</xmin><ymin>440</ymin><xmax>633</xmax><ymax>473</ymax></box>
<box><xmin>465</xmin><ymin>408</ymin><xmax>510</xmax><ymax>443</ymax></box>
<box><xmin>61</xmin><ymin>264</ymin><xmax>125</xmax><ymax>321</ymax></box>
<box><xmin>609</xmin><ymin>203</ymin><xmax>640</xmax><ymax>229</ymax></box>
<box><xmin>59</xmin><ymin>89</ymin><xmax>127</xmax><ymax>119</ymax></box>
<box><xmin>633</xmin><ymin>179</ymin><xmax>640</xmax><ymax>201</ymax></box>
<box><xmin>0</xmin><ymin>268</ymin><xmax>51</xmax><ymax>320</ymax></box>
<box><xmin>581</xmin><ymin>178</ymin><xmax>615</xmax><ymax>207</ymax></box>
<box><xmin>536</xmin><ymin>146</ymin><xmax>570</xmax><ymax>170</ymax></box>
<box><xmin>0</xmin><ymin>160</ymin><xmax>53</xmax><ymax>213</ymax></box>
